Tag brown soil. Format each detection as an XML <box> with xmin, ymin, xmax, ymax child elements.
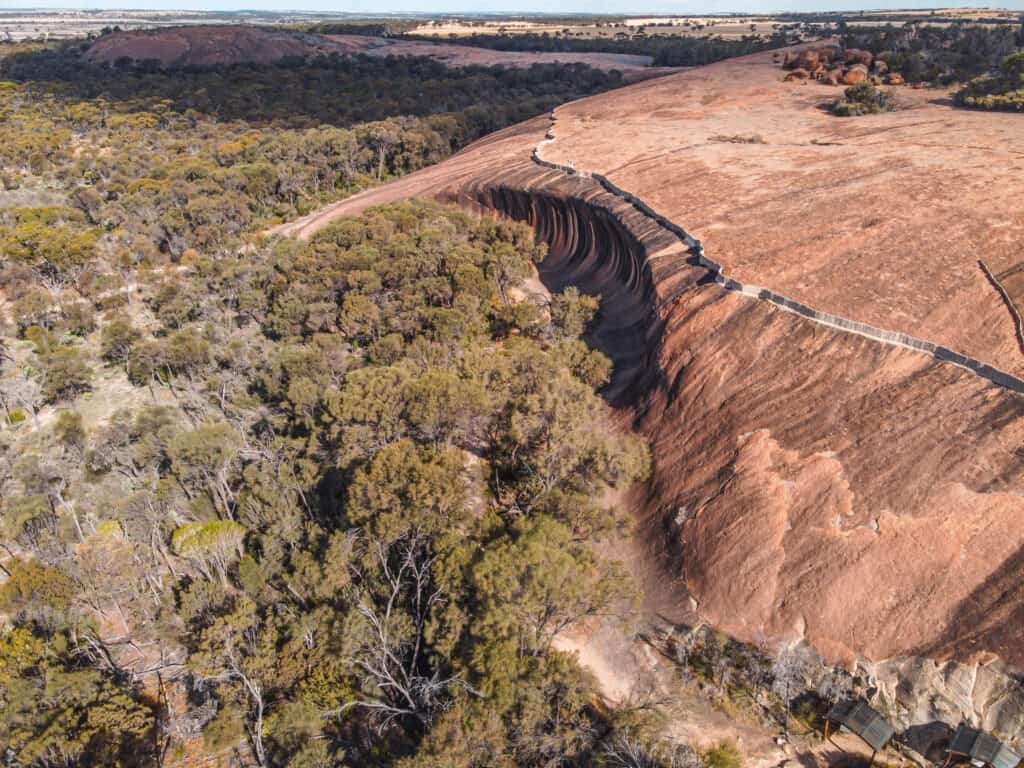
<box><xmin>269</xmin><ymin>46</ymin><xmax>1024</xmax><ymax>671</ymax></box>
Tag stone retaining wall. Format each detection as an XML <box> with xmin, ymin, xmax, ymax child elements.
<box><xmin>532</xmin><ymin>107</ymin><xmax>1024</xmax><ymax>396</ymax></box>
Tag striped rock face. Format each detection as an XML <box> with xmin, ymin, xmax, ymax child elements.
<box><xmin>273</xmin><ymin>46</ymin><xmax>1024</xmax><ymax>691</ymax></box>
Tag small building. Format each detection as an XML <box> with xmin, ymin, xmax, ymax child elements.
<box><xmin>944</xmin><ymin>724</ymin><xmax>1021</xmax><ymax>768</ymax></box>
<box><xmin>824</xmin><ymin>699</ymin><xmax>896</xmax><ymax>764</ymax></box>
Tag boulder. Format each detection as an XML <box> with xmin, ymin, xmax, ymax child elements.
<box><xmin>842</xmin><ymin>64</ymin><xmax>869</xmax><ymax>85</ymax></box>
<box><xmin>783</xmin><ymin>45</ymin><xmax>839</xmax><ymax>70</ymax></box>
<box><xmin>794</xmin><ymin>50</ymin><xmax>827</xmax><ymax>71</ymax></box>
<box><xmin>886</xmin><ymin>72</ymin><xmax>905</xmax><ymax>86</ymax></box>
<box><xmin>824</xmin><ymin>68</ymin><xmax>843</xmax><ymax>86</ymax></box>
<box><xmin>784</xmin><ymin>68</ymin><xmax>810</xmax><ymax>81</ymax></box>
<box><xmin>872</xmin><ymin>59</ymin><xmax>888</xmax><ymax>74</ymax></box>
<box><xmin>844</xmin><ymin>48</ymin><xmax>874</xmax><ymax>67</ymax></box>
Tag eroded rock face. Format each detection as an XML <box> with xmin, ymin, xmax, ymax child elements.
<box><xmin>273</xmin><ymin>45</ymin><xmax>1024</xmax><ymax>733</ymax></box>
<box><xmin>865</xmin><ymin>657</ymin><xmax>1024</xmax><ymax>750</ymax></box>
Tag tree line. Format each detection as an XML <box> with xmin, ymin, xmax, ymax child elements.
<box><xmin>376</xmin><ymin>31</ymin><xmax>785</xmax><ymax>68</ymax></box>
<box><xmin>0</xmin><ymin>46</ymin><xmax>623</xmax><ymax>263</ymax></box>
<box><xmin>839</xmin><ymin>20</ymin><xmax>1024</xmax><ymax>84</ymax></box>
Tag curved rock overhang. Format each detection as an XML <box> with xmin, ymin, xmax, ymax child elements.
<box><xmin>440</xmin><ymin>162</ymin><xmax>1024</xmax><ymax>675</ymax></box>
<box><xmin>270</xmin><ymin>96</ymin><xmax>1024</xmax><ymax>686</ymax></box>
<box><xmin>448</xmin><ymin>165</ymin><xmax>1024</xmax><ymax>740</ymax></box>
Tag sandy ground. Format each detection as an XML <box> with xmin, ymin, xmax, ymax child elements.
<box><xmin>409</xmin><ymin>17</ymin><xmax>785</xmax><ymax>42</ymax></box>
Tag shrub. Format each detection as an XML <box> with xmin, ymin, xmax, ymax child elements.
<box><xmin>704</xmin><ymin>741</ymin><xmax>744</xmax><ymax>768</ymax></box>
<box><xmin>40</xmin><ymin>346</ymin><xmax>93</xmax><ymax>402</ymax></box>
<box><xmin>955</xmin><ymin>52</ymin><xmax>1024</xmax><ymax>112</ymax></box>
<box><xmin>831</xmin><ymin>82</ymin><xmax>893</xmax><ymax>117</ymax></box>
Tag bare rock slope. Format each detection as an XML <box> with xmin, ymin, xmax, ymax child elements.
<box><xmin>274</xmin><ymin>47</ymin><xmax>1024</xmax><ymax>730</ymax></box>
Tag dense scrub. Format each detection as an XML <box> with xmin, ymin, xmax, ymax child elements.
<box><xmin>0</xmin><ymin>39</ymin><xmax>691</xmax><ymax>767</ymax></box>
<box><xmin>839</xmin><ymin>20</ymin><xmax>1024</xmax><ymax>84</ymax></box>
<box><xmin>1</xmin><ymin>46</ymin><xmax>622</xmax><ymax>128</ymax></box>
<box><xmin>955</xmin><ymin>51</ymin><xmax>1024</xmax><ymax>111</ymax></box>
<box><xmin>0</xmin><ymin>26</ymin><xmax>822</xmax><ymax>765</ymax></box>
<box><xmin>392</xmin><ymin>32</ymin><xmax>783</xmax><ymax>67</ymax></box>
<box><xmin>0</xmin><ymin>47</ymin><xmax>622</xmax><ymax>260</ymax></box>
<box><xmin>0</xmin><ymin>196</ymin><xmax>656</xmax><ymax>766</ymax></box>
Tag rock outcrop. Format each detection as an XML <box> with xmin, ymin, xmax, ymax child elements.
<box><xmin>780</xmin><ymin>41</ymin><xmax>904</xmax><ymax>87</ymax></box>
<box><xmin>272</xmin><ymin>46</ymin><xmax>1024</xmax><ymax>739</ymax></box>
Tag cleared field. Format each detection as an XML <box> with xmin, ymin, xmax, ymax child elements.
<box><xmin>0</xmin><ymin>9</ymin><xmax>330</xmax><ymax>41</ymax></box>
<box><xmin>408</xmin><ymin>16</ymin><xmax>786</xmax><ymax>41</ymax></box>
<box><xmin>408</xmin><ymin>8</ymin><xmax>1021</xmax><ymax>41</ymax></box>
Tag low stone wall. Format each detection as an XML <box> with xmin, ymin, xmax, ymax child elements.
<box><xmin>533</xmin><ymin>107</ymin><xmax>1024</xmax><ymax>396</ymax></box>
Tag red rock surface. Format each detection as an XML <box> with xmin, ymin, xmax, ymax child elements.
<box><xmin>272</xmin><ymin>46</ymin><xmax>1024</xmax><ymax>670</ymax></box>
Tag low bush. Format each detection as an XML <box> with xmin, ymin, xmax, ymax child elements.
<box><xmin>956</xmin><ymin>51</ymin><xmax>1024</xmax><ymax>111</ymax></box>
<box><xmin>831</xmin><ymin>81</ymin><xmax>894</xmax><ymax>116</ymax></box>
<box><xmin>704</xmin><ymin>740</ymin><xmax>744</xmax><ymax>768</ymax></box>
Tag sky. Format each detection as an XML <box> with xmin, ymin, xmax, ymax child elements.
<box><xmin>0</xmin><ymin>0</ymin><xmax>1022</xmax><ymax>13</ymax></box>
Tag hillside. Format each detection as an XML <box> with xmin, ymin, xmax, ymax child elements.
<box><xmin>277</xmin><ymin>44</ymin><xmax>1024</xmax><ymax>742</ymax></box>
<box><xmin>82</xmin><ymin>24</ymin><xmax>663</xmax><ymax>72</ymax></box>
<box><xmin>83</xmin><ymin>25</ymin><xmax>355</xmax><ymax>67</ymax></box>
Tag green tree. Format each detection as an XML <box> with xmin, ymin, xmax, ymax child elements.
<box><xmin>40</xmin><ymin>346</ymin><xmax>93</xmax><ymax>402</ymax></box>
<box><xmin>169</xmin><ymin>422</ymin><xmax>242</xmax><ymax>518</ymax></box>
<box><xmin>471</xmin><ymin>518</ymin><xmax>628</xmax><ymax>660</ymax></box>
<box><xmin>0</xmin><ymin>627</ymin><xmax>154</xmax><ymax>767</ymax></box>
<box><xmin>100</xmin><ymin>314</ymin><xmax>141</xmax><ymax>366</ymax></box>
<box><xmin>171</xmin><ymin>519</ymin><xmax>247</xmax><ymax>585</ymax></box>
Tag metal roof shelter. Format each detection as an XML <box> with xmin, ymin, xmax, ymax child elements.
<box><xmin>945</xmin><ymin>724</ymin><xmax>1021</xmax><ymax>768</ymax></box>
<box><xmin>824</xmin><ymin>699</ymin><xmax>896</xmax><ymax>762</ymax></box>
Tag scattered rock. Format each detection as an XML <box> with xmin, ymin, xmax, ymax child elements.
<box><xmin>785</xmin><ymin>68</ymin><xmax>810</xmax><ymax>81</ymax></box>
